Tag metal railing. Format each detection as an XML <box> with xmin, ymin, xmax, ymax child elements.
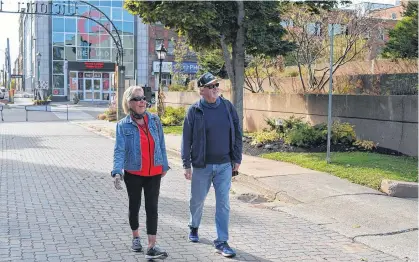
<box><xmin>24</xmin><ymin>104</ymin><xmax>69</xmax><ymax>122</ymax></box>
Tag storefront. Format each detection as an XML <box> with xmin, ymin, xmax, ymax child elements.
<box><xmin>67</xmin><ymin>61</ymin><xmax>115</xmax><ymax>101</ymax></box>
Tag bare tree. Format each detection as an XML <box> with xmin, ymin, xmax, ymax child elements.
<box><xmin>244</xmin><ymin>55</ymin><xmax>285</xmax><ymax>93</ymax></box>
<box><xmin>282</xmin><ymin>4</ymin><xmax>380</xmax><ymax>92</ymax></box>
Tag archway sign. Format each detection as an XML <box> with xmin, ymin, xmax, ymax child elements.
<box><xmin>0</xmin><ymin>0</ymin><xmax>124</xmax><ymax>66</ymax></box>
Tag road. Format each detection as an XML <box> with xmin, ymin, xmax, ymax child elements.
<box><xmin>0</xmin><ymin>115</ymin><xmax>405</xmax><ymax>261</ymax></box>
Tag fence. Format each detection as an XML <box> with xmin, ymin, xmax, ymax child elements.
<box><xmin>24</xmin><ymin>104</ymin><xmax>69</xmax><ymax>122</ymax></box>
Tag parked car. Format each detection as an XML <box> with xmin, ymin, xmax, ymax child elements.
<box><xmin>0</xmin><ymin>87</ymin><xmax>7</xmax><ymax>100</ymax></box>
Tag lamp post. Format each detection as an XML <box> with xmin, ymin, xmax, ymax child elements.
<box><xmin>155</xmin><ymin>43</ymin><xmax>167</xmax><ymax>117</ymax></box>
<box><xmin>36</xmin><ymin>52</ymin><xmax>41</xmax><ymax>100</ymax></box>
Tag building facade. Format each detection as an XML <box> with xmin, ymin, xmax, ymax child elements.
<box><xmin>20</xmin><ymin>0</ymin><xmax>148</xmax><ymax>102</ymax></box>
<box><xmin>147</xmin><ymin>24</ymin><xmax>199</xmax><ymax>91</ymax></box>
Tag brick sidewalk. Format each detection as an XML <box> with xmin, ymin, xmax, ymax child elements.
<box><xmin>0</xmin><ymin>121</ymin><xmax>402</xmax><ymax>261</ymax></box>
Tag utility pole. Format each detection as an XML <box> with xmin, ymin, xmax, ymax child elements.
<box><xmin>7</xmin><ymin>38</ymin><xmax>13</xmax><ymax>103</ymax></box>
<box><xmin>326</xmin><ymin>24</ymin><xmax>334</xmax><ymax>164</ymax></box>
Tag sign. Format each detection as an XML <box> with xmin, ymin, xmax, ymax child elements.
<box><xmin>0</xmin><ymin>1</ymin><xmax>78</xmax><ymax>16</ymax></box>
<box><xmin>152</xmin><ymin>61</ymin><xmax>199</xmax><ymax>74</ymax></box>
<box><xmin>67</xmin><ymin>61</ymin><xmax>115</xmax><ymax>72</ymax></box>
<box><xmin>70</xmin><ymin>78</ymin><xmax>78</xmax><ymax>90</ymax></box>
<box><xmin>152</xmin><ymin>61</ymin><xmax>173</xmax><ymax>73</ymax></box>
<box><xmin>11</xmin><ymin>74</ymin><xmax>23</xmax><ymax>79</ymax></box>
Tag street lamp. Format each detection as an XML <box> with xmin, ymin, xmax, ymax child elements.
<box><xmin>36</xmin><ymin>52</ymin><xmax>41</xmax><ymax>100</ymax></box>
<box><xmin>156</xmin><ymin>43</ymin><xmax>167</xmax><ymax>117</ymax></box>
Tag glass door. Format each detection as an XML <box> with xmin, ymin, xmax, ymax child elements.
<box><xmin>93</xmin><ymin>78</ymin><xmax>102</xmax><ymax>100</ymax></box>
<box><xmin>83</xmin><ymin>78</ymin><xmax>102</xmax><ymax>101</ymax></box>
<box><xmin>84</xmin><ymin>78</ymin><xmax>93</xmax><ymax>100</ymax></box>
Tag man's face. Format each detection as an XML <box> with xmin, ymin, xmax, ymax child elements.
<box><xmin>199</xmin><ymin>82</ymin><xmax>219</xmax><ymax>99</ymax></box>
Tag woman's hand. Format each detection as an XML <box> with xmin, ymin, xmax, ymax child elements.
<box><xmin>114</xmin><ymin>174</ymin><xmax>123</xmax><ymax>190</ymax></box>
<box><xmin>161</xmin><ymin>171</ymin><xmax>167</xmax><ymax>178</ymax></box>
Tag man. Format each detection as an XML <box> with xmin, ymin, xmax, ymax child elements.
<box><xmin>181</xmin><ymin>72</ymin><xmax>243</xmax><ymax>258</ymax></box>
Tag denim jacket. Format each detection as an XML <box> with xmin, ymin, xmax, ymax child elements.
<box><xmin>181</xmin><ymin>97</ymin><xmax>243</xmax><ymax>169</ymax></box>
<box><xmin>111</xmin><ymin>112</ymin><xmax>169</xmax><ymax>177</ymax></box>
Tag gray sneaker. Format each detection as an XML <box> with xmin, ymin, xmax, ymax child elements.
<box><xmin>131</xmin><ymin>237</ymin><xmax>142</xmax><ymax>252</ymax></box>
<box><xmin>145</xmin><ymin>245</ymin><xmax>168</xmax><ymax>259</ymax></box>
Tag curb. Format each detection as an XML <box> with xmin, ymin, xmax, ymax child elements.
<box><xmin>381</xmin><ymin>179</ymin><xmax>418</xmax><ymax>198</ymax></box>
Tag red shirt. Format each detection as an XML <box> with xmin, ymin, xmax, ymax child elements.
<box><xmin>127</xmin><ymin>115</ymin><xmax>163</xmax><ymax>176</ymax></box>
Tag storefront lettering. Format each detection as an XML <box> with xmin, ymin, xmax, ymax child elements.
<box><xmin>0</xmin><ymin>1</ymin><xmax>78</xmax><ymax>15</ymax></box>
<box><xmin>84</xmin><ymin>62</ymin><xmax>105</xmax><ymax>69</ymax></box>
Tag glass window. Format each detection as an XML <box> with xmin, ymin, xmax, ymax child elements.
<box><xmin>114</xmin><ymin>21</ymin><xmax>123</xmax><ymax>33</ymax></box>
<box><xmin>123</xmin><ymin>22</ymin><xmax>134</xmax><ymax>35</ymax></box>
<box><xmin>100</xmin><ymin>1</ymin><xmax>112</xmax><ymax>7</ymax></box>
<box><xmin>65</xmin><ymin>46</ymin><xmax>77</xmax><ymax>61</ymax></box>
<box><xmin>125</xmin><ymin>63</ymin><xmax>134</xmax><ymax>78</ymax></box>
<box><xmin>53</xmin><ymin>46</ymin><xmax>64</xmax><ymax>60</ymax></box>
<box><xmin>112</xmin><ymin>8</ymin><xmax>122</xmax><ymax>20</ymax></box>
<box><xmin>168</xmin><ymin>40</ymin><xmax>175</xmax><ymax>55</ymax></box>
<box><xmin>65</xmin><ymin>34</ymin><xmax>76</xmax><ymax>46</ymax></box>
<box><xmin>112</xmin><ymin>0</ymin><xmax>123</xmax><ymax>7</ymax></box>
<box><xmin>52</xmin><ymin>18</ymin><xmax>65</xmax><ymax>32</ymax></box>
<box><xmin>77</xmin><ymin>6</ymin><xmax>89</xmax><ymax>16</ymax></box>
<box><xmin>90</xmin><ymin>1</ymin><xmax>100</xmax><ymax>6</ymax></box>
<box><xmin>53</xmin><ymin>61</ymin><xmax>64</xmax><ymax>74</ymax></box>
<box><xmin>65</xmin><ymin>18</ymin><xmax>77</xmax><ymax>32</ymax></box>
<box><xmin>123</xmin><ymin>36</ymin><xmax>134</xmax><ymax>49</ymax></box>
<box><xmin>123</xmin><ymin>10</ymin><xmax>134</xmax><ymax>22</ymax></box>
<box><xmin>123</xmin><ymin>49</ymin><xmax>134</xmax><ymax>62</ymax></box>
<box><xmin>52</xmin><ymin>33</ymin><xmax>64</xmax><ymax>46</ymax></box>
<box><xmin>53</xmin><ymin>75</ymin><xmax>64</xmax><ymax>89</ymax></box>
<box><xmin>76</xmin><ymin>46</ymin><xmax>91</xmax><ymax>60</ymax></box>
<box><xmin>100</xmin><ymin>6</ymin><xmax>111</xmax><ymax>18</ymax></box>
<box><xmin>155</xmin><ymin>39</ymin><xmax>163</xmax><ymax>51</ymax></box>
<box><xmin>99</xmin><ymin>35</ymin><xmax>111</xmax><ymax>47</ymax></box>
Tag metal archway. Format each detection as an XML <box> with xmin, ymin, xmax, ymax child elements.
<box><xmin>0</xmin><ymin>1</ymin><xmax>124</xmax><ymax>66</ymax></box>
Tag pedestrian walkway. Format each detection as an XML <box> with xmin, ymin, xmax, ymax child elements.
<box><xmin>0</xmin><ymin>121</ymin><xmax>405</xmax><ymax>261</ymax></box>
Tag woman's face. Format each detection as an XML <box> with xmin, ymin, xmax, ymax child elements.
<box><xmin>129</xmin><ymin>90</ymin><xmax>147</xmax><ymax>115</ymax></box>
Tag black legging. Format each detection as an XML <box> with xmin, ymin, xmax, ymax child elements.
<box><xmin>124</xmin><ymin>172</ymin><xmax>162</xmax><ymax>235</ymax></box>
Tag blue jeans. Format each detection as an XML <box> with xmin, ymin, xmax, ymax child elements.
<box><xmin>189</xmin><ymin>163</ymin><xmax>232</xmax><ymax>243</ymax></box>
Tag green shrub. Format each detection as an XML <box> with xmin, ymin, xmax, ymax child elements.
<box><xmin>284</xmin><ymin>124</ymin><xmax>324</xmax><ymax>148</ymax></box>
<box><xmin>354</xmin><ymin>140</ymin><xmax>377</xmax><ymax>151</ymax></box>
<box><xmin>331</xmin><ymin>121</ymin><xmax>356</xmax><ymax>145</ymax></box>
<box><xmin>169</xmin><ymin>84</ymin><xmax>188</xmax><ymax>91</ymax></box>
<box><xmin>250</xmin><ymin>130</ymin><xmax>281</xmax><ymax>145</ymax></box>
<box><xmin>160</xmin><ymin>106</ymin><xmax>186</xmax><ymax>126</ymax></box>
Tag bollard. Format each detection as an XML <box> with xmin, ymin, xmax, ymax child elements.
<box><xmin>25</xmin><ymin>106</ymin><xmax>28</xmax><ymax>122</ymax></box>
<box><xmin>66</xmin><ymin>104</ymin><xmax>68</xmax><ymax>121</ymax></box>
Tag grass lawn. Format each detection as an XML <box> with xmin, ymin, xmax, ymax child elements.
<box><xmin>163</xmin><ymin>125</ymin><xmax>183</xmax><ymax>135</ymax></box>
<box><xmin>261</xmin><ymin>152</ymin><xmax>418</xmax><ymax>189</ymax></box>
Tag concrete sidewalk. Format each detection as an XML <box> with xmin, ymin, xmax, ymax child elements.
<box><xmin>74</xmin><ymin>119</ymin><xmax>418</xmax><ymax>262</ymax></box>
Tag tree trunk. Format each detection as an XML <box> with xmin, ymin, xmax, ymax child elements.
<box><xmin>232</xmin><ymin>1</ymin><xmax>245</xmax><ymax>130</ymax></box>
<box><xmin>219</xmin><ymin>1</ymin><xmax>245</xmax><ymax>130</ymax></box>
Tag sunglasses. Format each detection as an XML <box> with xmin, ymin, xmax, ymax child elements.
<box><xmin>130</xmin><ymin>96</ymin><xmax>147</xmax><ymax>102</ymax></box>
<box><xmin>203</xmin><ymin>83</ymin><xmax>219</xmax><ymax>89</ymax></box>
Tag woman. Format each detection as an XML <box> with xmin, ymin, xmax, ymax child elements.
<box><xmin>111</xmin><ymin>86</ymin><xmax>169</xmax><ymax>260</ymax></box>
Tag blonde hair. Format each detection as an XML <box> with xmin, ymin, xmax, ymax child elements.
<box><xmin>122</xmin><ymin>86</ymin><xmax>144</xmax><ymax>114</ymax></box>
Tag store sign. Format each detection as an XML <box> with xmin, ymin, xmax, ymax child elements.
<box><xmin>152</xmin><ymin>61</ymin><xmax>199</xmax><ymax>74</ymax></box>
<box><xmin>67</xmin><ymin>61</ymin><xmax>115</xmax><ymax>72</ymax></box>
<box><xmin>0</xmin><ymin>1</ymin><xmax>78</xmax><ymax>16</ymax></box>
<box><xmin>84</xmin><ymin>62</ymin><xmax>105</xmax><ymax>69</ymax></box>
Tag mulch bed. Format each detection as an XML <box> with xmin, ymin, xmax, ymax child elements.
<box><xmin>242</xmin><ymin>136</ymin><xmax>405</xmax><ymax>157</ymax></box>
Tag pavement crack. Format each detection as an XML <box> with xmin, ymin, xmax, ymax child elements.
<box><xmin>351</xmin><ymin>227</ymin><xmax>418</xmax><ymax>242</ymax></box>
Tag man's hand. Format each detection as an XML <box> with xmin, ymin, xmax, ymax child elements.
<box><xmin>114</xmin><ymin>174</ymin><xmax>123</xmax><ymax>190</ymax></box>
<box><xmin>162</xmin><ymin>171</ymin><xmax>167</xmax><ymax>178</ymax></box>
<box><xmin>184</xmin><ymin>168</ymin><xmax>192</xmax><ymax>180</ymax></box>
<box><xmin>233</xmin><ymin>163</ymin><xmax>240</xmax><ymax>172</ymax></box>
